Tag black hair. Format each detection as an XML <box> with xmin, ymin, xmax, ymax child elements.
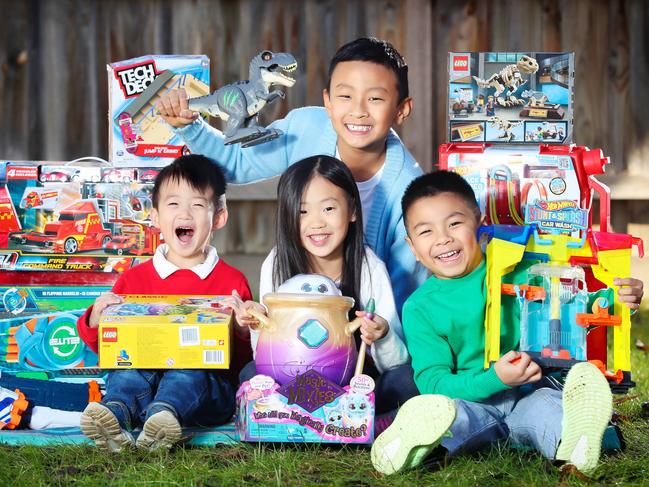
<box><xmin>401</xmin><ymin>170</ymin><xmax>481</xmax><ymax>231</ymax></box>
<box><xmin>327</xmin><ymin>37</ymin><xmax>409</xmax><ymax>103</ymax></box>
<box><xmin>274</xmin><ymin>155</ymin><xmax>366</xmax><ymax>316</ymax></box>
<box><xmin>152</xmin><ymin>155</ymin><xmax>227</xmax><ymax>210</ymax></box>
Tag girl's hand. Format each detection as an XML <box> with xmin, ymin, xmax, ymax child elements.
<box><xmin>494</xmin><ymin>351</ymin><xmax>542</xmax><ymax>387</ymax></box>
<box><xmin>614</xmin><ymin>277</ymin><xmax>643</xmax><ymax>311</ymax></box>
<box><xmin>355</xmin><ymin>310</ymin><xmax>389</xmax><ymax>346</ymax></box>
<box><xmin>89</xmin><ymin>292</ymin><xmax>123</xmax><ymax>328</ymax></box>
<box><xmin>218</xmin><ymin>290</ymin><xmax>265</xmax><ymax>330</ymax></box>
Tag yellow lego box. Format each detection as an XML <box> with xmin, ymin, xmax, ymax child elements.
<box><xmin>98</xmin><ymin>295</ymin><xmax>232</xmax><ymax>369</ymax></box>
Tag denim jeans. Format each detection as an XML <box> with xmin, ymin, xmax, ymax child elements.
<box><xmin>441</xmin><ymin>377</ymin><xmax>562</xmax><ymax>459</ymax></box>
<box><xmin>103</xmin><ymin>369</ymin><xmax>234</xmax><ymax>430</ymax></box>
<box><xmin>239</xmin><ymin>361</ymin><xmax>419</xmax><ymax>415</ymax></box>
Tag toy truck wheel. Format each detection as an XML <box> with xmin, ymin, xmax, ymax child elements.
<box><xmin>102</xmin><ymin>236</ymin><xmax>112</xmax><ymax>247</ymax></box>
<box><xmin>64</xmin><ymin>237</ymin><xmax>78</xmax><ymax>254</ymax></box>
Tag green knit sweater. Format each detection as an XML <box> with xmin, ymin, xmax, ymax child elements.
<box><xmin>402</xmin><ymin>258</ymin><xmax>519</xmax><ymax>402</ymax></box>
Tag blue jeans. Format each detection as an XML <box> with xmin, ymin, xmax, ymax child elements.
<box><xmin>103</xmin><ymin>369</ymin><xmax>234</xmax><ymax>430</ymax></box>
<box><xmin>239</xmin><ymin>361</ymin><xmax>419</xmax><ymax>414</ymax></box>
<box><xmin>441</xmin><ymin>378</ymin><xmax>562</xmax><ymax>459</ymax></box>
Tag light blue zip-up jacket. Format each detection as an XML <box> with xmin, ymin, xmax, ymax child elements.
<box><xmin>174</xmin><ymin>106</ymin><xmax>428</xmax><ymax>314</ymax></box>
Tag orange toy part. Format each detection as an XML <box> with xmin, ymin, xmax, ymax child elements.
<box><xmin>576</xmin><ymin>297</ymin><xmax>622</xmax><ymax>328</ymax></box>
<box><xmin>588</xmin><ymin>359</ymin><xmax>624</xmax><ymax>384</ymax></box>
<box><xmin>88</xmin><ymin>380</ymin><xmax>102</xmax><ymax>403</ymax></box>
<box><xmin>501</xmin><ymin>283</ymin><xmax>546</xmax><ymax>301</ymax></box>
<box><xmin>0</xmin><ymin>389</ymin><xmax>29</xmax><ymax>430</ymax></box>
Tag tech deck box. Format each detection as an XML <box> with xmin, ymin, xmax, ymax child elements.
<box><xmin>0</xmin><ymin>161</ymin><xmax>162</xmax><ymax>272</ymax></box>
<box><xmin>108</xmin><ymin>55</ymin><xmax>210</xmax><ymax>166</ymax></box>
<box><xmin>0</xmin><ymin>271</ymin><xmax>115</xmax><ymax>372</ymax></box>
<box><xmin>98</xmin><ymin>295</ymin><xmax>232</xmax><ymax>369</ymax></box>
<box><xmin>236</xmin><ymin>372</ymin><xmax>374</xmax><ymax>444</ymax></box>
<box><xmin>447</xmin><ymin>52</ymin><xmax>574</xmax><ymax>144</ymax></box>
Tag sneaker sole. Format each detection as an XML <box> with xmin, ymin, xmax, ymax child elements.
<box><xmin>80</xmin><ymin>403</ymin><xmax>133</xmax><ymax>452</ymax></box>
<box><xmin>556</xmin><ymin>362</ymin><xmax>612</xmax><ymax>475</ymax></box>
<box><xmin>370</xmin><ymin>394</ymin><xmax>456</xmax><ymax>475</ymax></box>
<box><xmin>136</xmin><ymin>412</ymin><xmax>182</xmax><ymax>450</ymax></box>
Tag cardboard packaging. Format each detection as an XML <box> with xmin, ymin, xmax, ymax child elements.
<box><xmin>236</xmin><ymin>371</ymin><xmax>375</xmax><ymax>444</ymax></box>
<box><xmin>447</xmin><ymin>52</ymin><xmax>574</xmax><ymax>144</ymax></box>
<box><xmin>108</xmin><ymin>55</ymin><xmax>210</xmax><ymax>166</ymax></box>
<box><xmin>0</xmin><ymin>161</ymin><xmax>161</xmax><ymax>272</ymax></box>
<box><xmin>99</xmin><ymin>295</ymin><xmax>232</xmax><ymax>369</ymax></box>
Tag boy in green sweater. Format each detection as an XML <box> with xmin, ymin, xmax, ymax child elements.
<box><xmin>371</xmin><ymin>170</ymin><xmax>644</xmax><ymax>476</ymax></box>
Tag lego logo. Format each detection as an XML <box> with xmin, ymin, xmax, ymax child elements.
<box><xmin>453</xmin><ymin>56</ymin><xmax>469</xmax><ymax>71</ymax></box>
<box><xmin>103</xmin><ymin>328</ymin><xmax>118</xmax><ymax>342</ymax></box>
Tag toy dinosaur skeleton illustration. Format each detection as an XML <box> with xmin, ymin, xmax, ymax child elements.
<box><xmin>473</xmin><ymin>55</ymin><xmax>539</xmax><ymax>107</ymax></box>
<box><xmin>189</xmin><ymin>51</ymin><xmax>297</xmax><ymax>147</ymax></box>
<box><xmin>488</xmin><ymin>116</ymin><xmax>523</xmax><ymax>142</ymax></box>
<box><xmin>520</xmin><ymin>89</ymin><xmax>548</xmax><ymax>107</ymax></box>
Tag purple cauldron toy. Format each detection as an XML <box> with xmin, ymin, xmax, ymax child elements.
<box><xmin>250</xmin><ymin>274</ymin><xmax>361</xmax><ymax>386</ymax></box>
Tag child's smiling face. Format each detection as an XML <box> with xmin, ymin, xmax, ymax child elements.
<box><xmin>151</xmin><ymin>178</ymin><xmax>226</xmax><ymax>268</ymax></box>
<box><xmin>323</xmin><ymin>61</ymin><xmax>411</xmax><ymax>157</ymax></box>
<box><xmin>299</xmin><ymin>174</ymin><xmax>355</xmax><ymax>270</ymax></box>
<box><xmin>406</xmin><ymin>192</ymin><xmax>484</xmax><ymax>280</ymax></box>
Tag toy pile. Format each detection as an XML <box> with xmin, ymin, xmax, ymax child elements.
<box><xmin>442</xmin><ymin>51</ymin><xmax>643</xmax><ymax>393</ymax></box>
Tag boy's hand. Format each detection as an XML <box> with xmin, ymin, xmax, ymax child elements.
<box><xmin>156</xmin><ymin>88</ymin><xmax>199</xmax><ymax>128</ymax></box>
<box><xmin>614</xmin><ymin>277</ymin><xmax>643</xmax><ymax>311</ymax></box>
<box><xmin>494</xmin><ymin>351</ymin><xmax>542</xmax><ymax>387</ymax></box>
<box><xmin>88</xmin><ymin>292</ymin><xmax>123</xmax><ymax>328</ymax></box>
<box><xmin>218</xmin><ymin>290</ymin><xmax>265</xmax><ymax>330</ymax></box>
<box><xmin>354</xmin><ymin>310</ymin><xmax>388</xmax><ymax>346</ymax></box>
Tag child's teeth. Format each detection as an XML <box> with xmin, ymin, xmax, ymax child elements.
<box><xmin>347</xmin><ymin>124</ymin><xmax>370</xmax><ymax>132</ymax></box>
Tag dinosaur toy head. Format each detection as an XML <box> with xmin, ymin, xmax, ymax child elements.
<box><xmin>251</xmin><ymin>51</ymin><xmax>297</xmax><ymax>88</ymax></box>
<box><xmin>516</xmin><ymin>55</ymin><xmax>539</xmax><ymax>75</ymax></box>
<box><xmin>487</xmin><ymin>116</ymin><xmax>503</xmax><ymax>127</ymax></box>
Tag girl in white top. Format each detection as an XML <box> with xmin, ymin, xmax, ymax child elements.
<box><xmin>234</xmin><ymin>155</ymin><xmax>410</xmax><ymax>377</ymax></box>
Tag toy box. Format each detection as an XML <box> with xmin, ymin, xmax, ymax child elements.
<box><xmin>0</xmin><ymin>271</ymin><xmax>114</xmax><ymax>372</ymax></box>
<box><xmin>448</xmin><ymin>52</ymin><xmax>574</xmax><ymax>144</ymax></box>
<box><xmin>108</xmin><ymin>55</ymin><xmax>210</xmax><ymax>166</ymax></box>
<box><xmin>0</xmin><ymin>161</ymin><xmax>162</xmax><ymax>272</ymax></box>
<box><xmin>236</xmin><ymin>372</ymin><xmax>374</xmax><ymax>444</ymax></box>
<box><xmin>98</xmin><ymin>295</ymin><xmax>232</xmax><ymax>369</ymax></box>
<box><xmin>440</xmin><ymin>143</ymin><xmax>644</xmax><ymax>393</ymax></box>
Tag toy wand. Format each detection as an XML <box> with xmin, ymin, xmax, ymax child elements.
<box><xmin>354</xmin><ymin>298</ymin><xmax>375</xmax><ymax>378</ymax></box>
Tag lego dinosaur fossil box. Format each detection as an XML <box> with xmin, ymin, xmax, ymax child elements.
<box><xmin>447</xmin><ymin>52</ymin><xmax>574</xmax><ymax>144</ymax></box>
<box><xmin>98</xmin><ymin>295</ymin><xmax>232</xmax><ymax>369</ymax></box>
<box><xmin>108</xmin><ymin>55</ymin><xmax>210</xmax><ymax>166</ymax></box>
<box><xmin>0</xmin><ymin>161</ymin><xmax>162</xmax><ymax>271</ymax></box>
<box><xmin>236</xmin><ymin>372</ymin><xmax>374</xmax><ymax>444</ymax></box>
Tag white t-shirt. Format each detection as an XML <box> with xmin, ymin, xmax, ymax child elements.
<box><xmin>253</xmin><ymin>246</ymin><xmax>409</xmax><ymax>373</ymax></box>
<box><xmin>335</xmin><ymin>146</ymin><xmax>384</xmax><ymax>231</ymax></box>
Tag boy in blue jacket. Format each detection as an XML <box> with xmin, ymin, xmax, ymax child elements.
<box><xmin>157</xmin><ymin>37</ymin><xmax>427</xmax><ymax>314</ymax></box>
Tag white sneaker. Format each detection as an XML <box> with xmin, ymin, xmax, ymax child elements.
<box><xmin>136</xmin><ymin>410</ymin><xmax>182</xmax><ymax>450</ymax></box>
<box><xmin>80</xmin><ymin>402</ymin><xmax>134</xmax><ymax>452</ymax></box>
<box><xmin>556</xmin><ymin>362</ymin><xmax>613</xmax><ymax>475</ymax></box>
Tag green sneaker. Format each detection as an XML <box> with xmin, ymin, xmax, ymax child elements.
<box><xmin>556</xmin><ymin>362</ymin><xmax>612</xmax><ymax>475</ymax></box>
<box><xmin>371</xmin><ymin>394</ymin><xmax>455</xmax><ymax>475</ymax></box>
<box><xmin>80</xmin><ymin>402</ymin><xmax>134</xmax><ymax>452</ymax></box>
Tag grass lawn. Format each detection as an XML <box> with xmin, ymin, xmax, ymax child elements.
<box><xmin>1</xmin><ymin>310</ymin><xmax>648</xmax><ymax>486</ymax></box>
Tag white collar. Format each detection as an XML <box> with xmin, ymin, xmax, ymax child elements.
<box><xmin>152</xmin><ymin>244</ymin><xmax>219</xmax><ymax>279</ymax></box>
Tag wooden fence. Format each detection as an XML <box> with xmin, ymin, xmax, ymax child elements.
<box><xmin>2</xmin><ymin>0</ymin><xmax>648</xmax><ymax>255</ymax></box>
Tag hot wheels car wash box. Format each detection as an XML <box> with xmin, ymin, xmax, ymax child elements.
<box><xmin>108</xmin><ymin>55</ymin><xmax>210</xmax><ymax>166</ymax></box>
<box><xmin>99</xmin><ymin>295</ymin><xmax>232</xmax><ymax>369</ymax></box>
<box><xmin>0</xmin><ymin>271</ymin><xmax>115</xmax><ymax>372</ymax></box>
<box><xmin>236</xmin><ymin>372</ymin><xmax>374</xmax><ymax>444</ymax></box>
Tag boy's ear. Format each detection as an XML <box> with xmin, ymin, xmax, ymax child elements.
<box><xmin>404</xmin><ymin>234</ymin><xmax>420</xmax><ymax>262</ymax></box>
<box><xmin>323</xmin><ymin>89</ymin><xmax>332</xmax><ymax>116</ymax></box>
<box><xmin>212</xmin><ymin>207</ymin><xmax>228</xmax><ymax>231</ymax></box>
<box><xmin>151</xmin><ymin>208</ymin><xmax>160</xmax><ymax>229</ymax></box>
<box><xmin>394</xmin><ymin>97</ymin><xmax>413</xmax><ymax>126</ymax></box>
